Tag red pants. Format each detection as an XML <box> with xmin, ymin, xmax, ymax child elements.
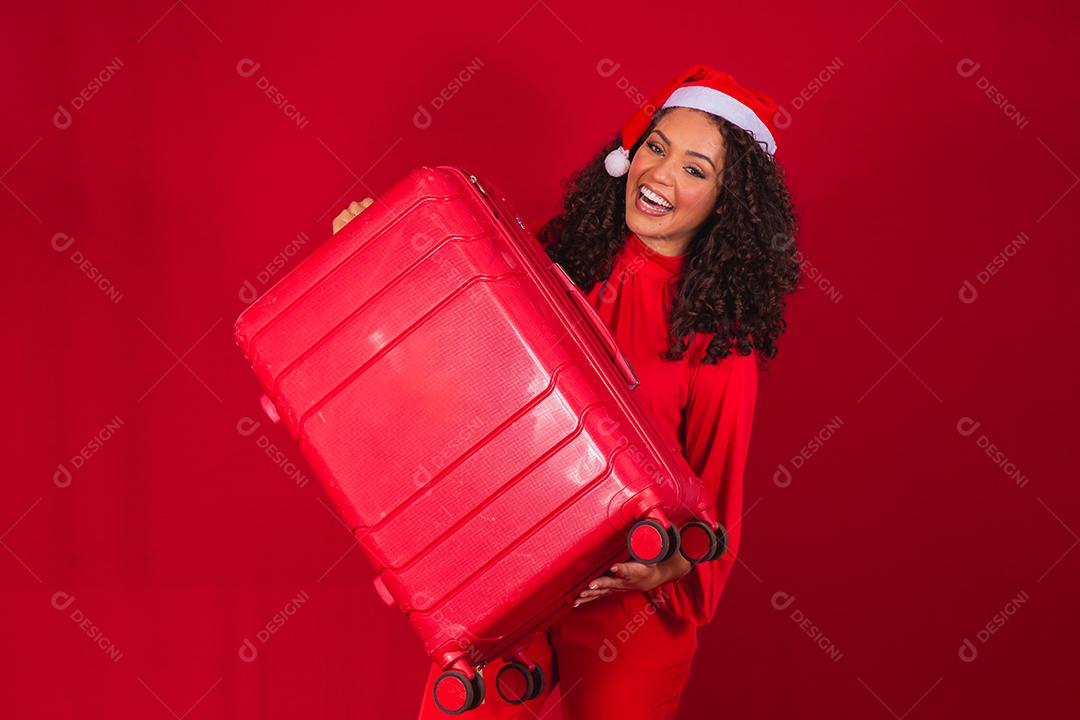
<box><xmin>416</xmin><ymin>590</ymin><xmax>698</xmax><ymax>719</ymax></box>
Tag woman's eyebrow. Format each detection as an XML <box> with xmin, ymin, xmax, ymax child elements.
<box><xmin>653</xmin><ymin>129</ymin><xmax>717</xmax><ymax>171</ymax></box>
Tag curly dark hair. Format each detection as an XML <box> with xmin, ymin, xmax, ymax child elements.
<box><xmin>537</xmin><ymin>106</ymin><xmax>801</xmax><ymax>371</ymax></box>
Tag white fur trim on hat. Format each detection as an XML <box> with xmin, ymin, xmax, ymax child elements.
<box><xmin>662</xmin><ymin>86</ymin><xmax>777</xmax><ymax>155</ymax></box>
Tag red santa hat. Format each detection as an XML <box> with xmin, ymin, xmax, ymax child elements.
<box><xmin>604</xmin><ymin>63</ymin><xmax>781</xmax><ymax>177</ymax></box>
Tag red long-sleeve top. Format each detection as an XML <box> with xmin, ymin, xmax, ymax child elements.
<box><xmin>537</xmin><ymin>224</ymin><xmax>759</xmax><ymax>627</ymax></box>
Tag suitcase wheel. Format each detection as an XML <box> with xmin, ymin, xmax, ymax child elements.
<box><xmin>258</xmin><ymin>394</ymin><xmax>280</xmax><ymax>424</ymax></box>
<box><xmin>527</xmin><ymin>663</ymin><xmax>545</xmax><ymax>700</ymax></box>
<box><xmin>708</xmin><ymin>523</ymin><xmax>729</xmax><ymax>562</ymax></box>
<box><xmin>663</xmin><ymin>523</ymin><xmax>681</xmax><ymax>562</ymax></box>
<box><xmin>469</xmin><ymin>670</ymin><xmax>486</xmax><ymax>711</ymax></box>
<box><xmin>627</xmin><ymin>519</ymin><xmax>672</xmax><ymax>564</ymax></box>
<box><xmin>495</xmin><ymin>661</ymin><xmax>536</xmax><ymax>704</ymax></box>
<box><xmin>678</xmin><ymin>520</ymin><xmax>719</xmax><ymax>563</ymax></box>
<box><xmin>433</xmin><ymin>668</ymin><xmax>485</xmax><ymax>715</ymax></box>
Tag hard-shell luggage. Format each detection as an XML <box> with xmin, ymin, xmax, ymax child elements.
<box><xmin>233</xmin><ymin>165</ymin><xmax>727</xmax><ymax>714</ymax></box>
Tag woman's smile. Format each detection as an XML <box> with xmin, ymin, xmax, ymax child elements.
<box><xmin>636</xmin><ymin>183</ymin><xmax>675</xmax><ymax>216</ymax></box>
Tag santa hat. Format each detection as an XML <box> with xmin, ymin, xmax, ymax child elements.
<box><xmin>604</xmin><ymin>64</ymin><xmax>780</xmax><ymax>177</ymax></box>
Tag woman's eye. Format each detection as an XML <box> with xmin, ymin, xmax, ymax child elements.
<box><xmin>646</xmin><ymin>140</ymin><xmax>703</xmax><ymax>177</ymax></box>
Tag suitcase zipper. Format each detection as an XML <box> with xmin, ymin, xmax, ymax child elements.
<box><xmin>469</xmin><ymin>173</ymin><xmax>526</xmax><ymax>230</ymax></box>
<box><xmin>465</xmin><ymin>169</ymin><xmax>638</xmax><ymax>390</ymax></box>
<box><xmin>468</xmin><ymin>173</ymin><xmax>488</xmax><ymax>197</ymax></box>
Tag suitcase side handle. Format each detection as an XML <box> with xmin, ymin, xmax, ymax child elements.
<box><xmin>549</xmin><ymin>262</ymin><xmax>640</xmax><ymax>390</ymax></box>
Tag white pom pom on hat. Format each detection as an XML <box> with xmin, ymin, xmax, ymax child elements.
<box><xmin>604</xmin><ymin>146</ymin><xmax>631</xmax><ymax>177</ymax></box>
<box><xmin>604</xmin><ymin>64</ymin><xmax>782</xmax><ymax>178</ymax></box>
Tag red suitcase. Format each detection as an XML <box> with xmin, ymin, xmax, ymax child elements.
<box><xmin>234</xmin><ymin>165</ymin><xmax>726</xmax><ymax>714</ymax></box>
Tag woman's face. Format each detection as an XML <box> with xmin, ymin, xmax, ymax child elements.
<box><xmin>624</xmin><ymin>107</ymin><xmax>725</xmax><ymax>255</ymax></box>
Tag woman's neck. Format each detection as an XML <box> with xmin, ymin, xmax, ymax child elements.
<box><xmin>633</xmin><ymin>231</ymin><xmax>690</xmax><ymax>257</ymax></box>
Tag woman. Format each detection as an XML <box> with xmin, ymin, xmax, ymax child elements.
<box><xmin>334</xmin><ymin>64</ymin><xmax>800</xmax><ymax>719</ymax></box>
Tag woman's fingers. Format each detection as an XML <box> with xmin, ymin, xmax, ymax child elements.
<box><xmin>332</xmin><ymin>198</ymin><xmax>376</xmax><ymax>234</ymax></box>
<box><xmin>572</xmin><ymin>562</ymin><xmax>663</xmax><ymax>607</ymax></box>
<box><xmin>574</xmin><ymin>572</ymin><xmax>626</xmax><ymax>607</ymax></box>
<box><xmin>611</xmin><ymin>562</ymin><xmax>655</xmax><ymax>586</ymax></box>
<box><xmin>593</xmin><ymin>562</ymin><xmax>658</xmax><ymax>592</ymax></box>
<box><xmin>574</xmin><ymin>587</ymin><xmax>611</xmax><ymax>606</ymax></box>
<box><xmin>594</xmin><ymin>574</ymin><xmax>630</xmax><ymax>591</ymax></box>
<box><xmin>332</xmin><ymin>210</ymin><xmax>353</xmax><ymax>234</ymax></box>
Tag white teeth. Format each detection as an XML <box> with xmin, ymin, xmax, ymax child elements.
<box><xmin>640</xmin><ymin>185</ymin><xmax>673</xmax><ymax>209</ymax></box>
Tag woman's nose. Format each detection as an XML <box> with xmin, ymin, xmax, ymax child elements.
<box><xmin>648</xmin><ymin>156</ymin><xmax>677</xmax><ymax>186</ymax></box>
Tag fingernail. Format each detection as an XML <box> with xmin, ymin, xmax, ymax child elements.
<box><xmin>610</xmin><ymin>566</ymin><xmax>618</xmax><ymax>572</ymax></box>
<box><xmin>573</xmin><ymin>601</ymin><xmax>579</xmax><ymax>607</ymax></box>
<box><xmin>589</xmin><ymin>583</ymin><xmax>597</xmax><ymax>589</ymax></box>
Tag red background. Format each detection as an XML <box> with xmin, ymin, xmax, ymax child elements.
<box><xmin>4</xmin><ymin>1</ymin><xmax>1078</xmax><ymax>718</ymax></box>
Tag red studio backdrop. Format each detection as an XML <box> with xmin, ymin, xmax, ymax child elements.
<box><xmin>3</xmin><ymin>1</ymin><xmax>1078</xmax><ymax>718</ymax></box>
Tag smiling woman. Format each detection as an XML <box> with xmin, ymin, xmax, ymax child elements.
<box><xmin>624</xmin><ymin>112</ymin><xmax>728</xmax><ymax>256</ymax></box>
<box><xmin>333</xmin><ymin>63</ymin><xmax>801</xmax><ymax>720</ymax></box>
<box><xmin>542</xmin><ymin>65</ymin><xmax>799</xmax><ymax>367</ymax></box>
<box><xmin>528</xmin><ymin>64</ymin><xmax>799</xmax><ymax>720</ymax></box>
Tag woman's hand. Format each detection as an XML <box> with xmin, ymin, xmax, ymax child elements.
<box><xmin>574</xmin><ymin>552</ymin><xmax>693</xmax><ymax>607</ymax></box>
<box><xmin>332</xmin><ymin>197</ymin><xmax>375</xmax><ymax>234</ymax></box>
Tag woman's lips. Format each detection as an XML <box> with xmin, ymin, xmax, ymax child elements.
<box><xmin>635</xmin><ymin>187</ymin><xmax>673</xmax><ymax>217</ymax></box>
